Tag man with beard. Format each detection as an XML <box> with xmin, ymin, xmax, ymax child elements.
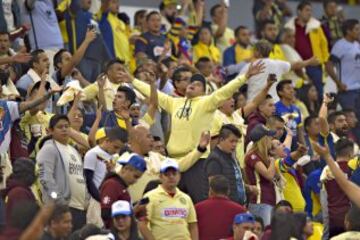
<box><xmin>328</xmin><ymin>111</ymin><xmax>350</xmax><ymax>143</ymax></box>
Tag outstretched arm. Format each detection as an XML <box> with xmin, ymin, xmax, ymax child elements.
<box><xmin>205</xmin><ymin>61</ymin><xmax>265</xmax><ymax>111</ymax></box>
<box><xmin>59</xmin><ymin>29</ymin><xmax>96</xmax><ymax>79</ymax></box>
<box><xmin>319</xmin><ymin>94</ymin><xmax>333</xmax><ymax>136</ymax></box>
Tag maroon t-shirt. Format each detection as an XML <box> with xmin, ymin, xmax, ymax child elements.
<box><xmin>295</xmin><ymin>20</ymin><xmax>314</xmax><ymax>60</ymax></box>
<box><xmin>100</xmin><ymin>174</ymin><xmax>131</xmax><ymax>228</ymax></box>
<box><xmin>195</xmin><ymin>196</ymin><xmax>246</xmax><ymax>240</ymax></box>
<box><xmin>245</xmin><ymin>152</ymin><xmax>276</xmax><ymax>206</ymax></box>
<box><xmin>325</xmin><ymin>161</ymin><xmax>351</xmax><ymax>229</ymax></box>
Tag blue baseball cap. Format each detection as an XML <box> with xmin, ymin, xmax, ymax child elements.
<box><xmin>233</xmin><ymin>213</ymin><xmax>255</xmax><ymax>225</ymax></box>
<box><xmin>118</xmin><ymin>154</ymin><xmax>147</xmax><ymax>173</ymax></box>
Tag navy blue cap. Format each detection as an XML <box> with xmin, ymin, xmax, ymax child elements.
<box><xmin>233</xmin><ymin>213</ymin><xmax>255</xmax><ymax>225</ymax></box>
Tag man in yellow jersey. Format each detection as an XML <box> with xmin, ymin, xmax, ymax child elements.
<box><xmin>83</xmin><ymin>59</ymin><xmax>131</xmax><ymax>111</ymax></box>
<box><xmin>138</xmin><ymin>159</ymin><xmax>198</xmax><ymax>240</ymax></box>
<box><xmin>121</xmin><ymin>61</ymin><xmax>265</xmax><ymax>203</ymax></box>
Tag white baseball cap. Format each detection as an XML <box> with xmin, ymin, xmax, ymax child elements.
<box><xmin>111</xmin><ymin>200</ymin><xmax>132</xmax><ymax>217</ymax></box>
<box><xmin>160</xmin><ymin>158</ymin><xmax>179</xmax><ymax>173</ymax></box>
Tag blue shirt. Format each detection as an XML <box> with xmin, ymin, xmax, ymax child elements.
<box><xmin>135</xmin><ymin>32</ymin><xmax>168</xmax><ymax>61</ymax></box>
<box><xmin>20</xmin><ymin>0</ymin><xmax>63</xmax><ymax>50</ymax></box>
<box><xmin>275</xmin><ymin>101</ymin><xmax>302</xmax><ymax>136</ymax></box>
<box><xmin>331</xmin><ymin>38</ymin><xmax>360</xmax><ymax>90</ymax></box>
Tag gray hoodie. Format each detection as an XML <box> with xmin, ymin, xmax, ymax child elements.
<box><xmin>37</xmin><ymin>139</ymin><xmax>71</xmax><ymax>204</ymax></box>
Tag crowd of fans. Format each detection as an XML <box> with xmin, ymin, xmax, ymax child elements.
<box><xmin>0</xmin><ymin>0</ymin><xmax>360</xmax><ymax>239</ymax></box>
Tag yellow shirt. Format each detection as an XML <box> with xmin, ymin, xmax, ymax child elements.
<box><xmin>269</xmin><ymin>44</ymin><xmax>287</xmax><ymax>61</ymax></box>
<box><xmin>193</xmin><ymin>42</ymin><xmax>221</xmax><ymax>64</ymax></box>
<box><xmin>117</xmin><ymin>150</ymin><xmax>202</xmax><ymax>202</ymax></box>
<box><xmin>107</xmin><ymin>13</ymin><xmax>131</xmax><ymax>63</ymax></box>
<box><xmin>83</xmin><ymin>78</ymin><xmax>122</xmax><ymax>111</ymax></box>
<box><xmin>235</xmin><ymin>44</ymin><xmax>253</xmax><ymax>63</ymax></box>
<box><xmin>144</xmin><ymin>185</ymin><xmax>197</xmax><ymax>240</ymax></box>
<box><xmin>132</xmin><ymin>74</ymin><xmax>247</xmax><ymax>159</ymax></box>
<box><xmin>19</xmin><ymin>111</ymin><xmax>54</xmax><ymax>141</ymax></box>
<box><xmin>210</xmin><ymin>110</ymin><xmax>247</xmax><ymax>168</ymax></box>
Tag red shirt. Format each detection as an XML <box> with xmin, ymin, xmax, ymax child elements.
<box><xmin>245</xmin><ymin>152</ymin><xmax>276</xmax><ymax>206</ymax></box>
<box><xmin>195</xmin><ymin>196</ymin><xmax>246</xmax><ymax>240</ymax></box>
<box><xmin>325</xmin><ymin>161</ymin><xmax>351</xmax><ymax>228</ymax></box>
<box><xmin>100</xmin><ymin>173</ymin><xmax>131</xmax><ymax>228</ymax></box>
<box><xmin>294</xmin><ymin>20</ymin><xmax>313</xmax><ymax>60</ymax></box>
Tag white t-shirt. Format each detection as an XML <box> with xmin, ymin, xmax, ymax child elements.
<box><xmin>84</xmin><ymin>145</ymin><xmax>111</xmax><ymax>189</ymax></box>
<box><xmin>55</xmin><ymin>141</ymin><xmax>88</xmax><ymax>210</ymax></box>
<box><xmin>240</xmin><ymin>59</ymin><xmax>291</xmax><ymax>102</ymax></box>
<box><xmin>0</xmin><ymin>101</ymin><xmax>19</xmax><ymax>153</ymax></box>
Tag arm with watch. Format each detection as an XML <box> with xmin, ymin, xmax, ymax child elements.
<box><xmin>175</xmin><ymin>131</ymin><xmax>211</xmax><ymax>172</ymax></box>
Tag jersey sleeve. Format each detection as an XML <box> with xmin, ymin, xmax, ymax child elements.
<box><xmin>84</xmin><ymin>151</ymin><xmax>97</xmax><ymax>171</ymax></box>
<box><xmin>7</xmin><ymin>101</ymin><xmax>20</xmax><ymax>121</ymax></box>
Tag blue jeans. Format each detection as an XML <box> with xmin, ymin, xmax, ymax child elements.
<box><xmin>306</xmin><ymin>66</ymin><xmax>324</xmax><ymax>100</ymax></box>
<box><xmin>248</xmin><ymin>203</ymin><xmax>273</xmax><ymax>227</ymax></box>
<box><xmin>338</xmin><ymin>89</ymin><xmax>360</xmax><ymax>117</ymax></box>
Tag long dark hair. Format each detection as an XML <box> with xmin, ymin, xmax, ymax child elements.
<box><xmin>270</xmin><ymin>212</ymin><xmax>294</xmax><ymax>240</ymax></box>
<box><xmin>297</xmin><ymin>85</ymin><xmax>320</xmax><ymax>116</ymax></box>
<box><xmin>111</xmin><ymin>216</ymin><xmax>140</xmax><ymax>240</ymax></box>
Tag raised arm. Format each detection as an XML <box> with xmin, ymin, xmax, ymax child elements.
<box><xmin>177</xmin><ymin>131</ymin><xmax>210</xmax><ymax>172</ymax></box>
<box><xmin>88</xmin><ymin>105</ymin><xmax>103</xmax><ymax>147</ymax></box>
<box><xmin>0</xmin><ymin>53</ymin><xmax>31</xmax><ymax>66</ymax></box>
<box><xmin>205</xmin><ymin>61</ymin><xmax>265</xmax><ymax>111</ymax></box>
<box><xmin>121</xmin><ymin>71</ymin><xmax>175</xmax><ymax>114</ymax></box>
<box><xmin>242</xmin><ymin>74</ymin><xmax>276</xmax><ymax>117</ymax></box>
<box><xmin>146</xmin><ymin>74</ymin><xmax>159</xmax><ymax>121</ymax></box>
<box><xmin>319</xmin><ymin>94</ymin><xmax>333</xmax><ymax>136</ymax></box>
<box><xmin>59</xmin><ymin>29</ymin><xmax>96</xmax><ymax>79</ymax></box>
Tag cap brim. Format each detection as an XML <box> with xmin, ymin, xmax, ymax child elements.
<box><xmin>160</xmin><ymin>166</ymin><xmax>179</xmax><ymax>173</ymax></box>
<box><xmin>112</xmin><ymin>210</ymin><xmax>132</xmax><ymax>217</ymax></box>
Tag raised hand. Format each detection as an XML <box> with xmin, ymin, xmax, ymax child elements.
<box><xmin>296</xmin><ymin>142</ymin><xmax>308</xmax><ymax>155</ymax></box>
<box><xmin>267</xmin><ymin>73</ymin><xmax>277</xmax><ymax>86</ymax></box>
<box><xmin>323</xmin><ymin>93</ymin><xmax>334</xmax><ymax>105</ymax></box>
<box><xmin>95</xmin><ymin>105</ymin><xmax>103</xmax><ymax>120</ymax></box>
<box><xmin>199</xmin><ymin>131</ymin><xmax>211</xmax><ymax>148</ymax></box>
<box><xmin>96</xmin><ymin>73</ymin><xmax>106</xmax><ymax>88</ymax></box>
<box><xmin>312</xmin><ymin>142</ymin><xmax>330</xmax><ymax>158</ymax></box>
<box><xmin>118</xmin><ymin>69</ymin><xmax>134</xmax><ymax>83</ymax></box>
<box><xmin>84</xmin><ymin>28</ymin><xmax>97</xmax><ymax>44</ymax></box>
<box><xmin>245</xmin><ymin>60</ymin><xmax>265</xmax><ymax>79</ymax></box>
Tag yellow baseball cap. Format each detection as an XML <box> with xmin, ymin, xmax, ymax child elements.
<box><xmin>95</xmin><ymin>128</ymin><xmax>106</xmax><ymax>141</ymax></box>
<box><xmin>163</xmin><ymin>0</ymin><xmax>178</xmax><ymax>6</ymax></box>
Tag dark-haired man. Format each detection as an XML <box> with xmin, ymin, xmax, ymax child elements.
<box><xmin>83</xmin><ymin>59</ymin><xmax>130</xmax><ymax>111</ymax></box>
<box><xmin>321</xmin><ymin>139</ymin><xmax>354</xmax><ymax>237</ymax></box>
<box><xmin>285</xmin><ymin>0</ymin><xmax>329</xmax><ymax>99</ymax></box>
<box><xmin>37</xmin><ymin>114</ymin><xmax>88</xmax><ymax>231</ymax></box>
<box><xmin>135</xmin><ymin>11</ymin><xmax>171</xmax><ymax>62</ymax></box>
<box><xmin>52</xmin><ymin>29</ymin><xmax>95</xmax><ymax>88</ymax></box>
<box><xmin>172</xmin><ymin>66</ymin><xmax>192</xmax><ymax>97</ymax></box>
<box><xmin>275</xmin><ymin>80</ymin><xmax>305</xmax><ymax>149</ymax></box>
<box><xmin>206</xmin><ymin>124</ymin><xmax>247</xmax><ymax>205</ymax></box>
<box><xmin>16</xmin><ymin>49</ymin><xmax>59</xmax><ymax>97</ymax></box>
<box><xmin>196</xmin><ymin>175</ymin><xmax>246</xmax><ymax>240</ymax></box>
<box><xmin>223</xmin><ymin>25</ymin><xmax>252</xmax><ymax>68</ymax></box>
<box><xmin>195</xmin><ymin>57</ymin><xmax>219</xmax><ymax>94</ymax></box>
<box><xmin>100</xmin><ymin>154</ymin><xmax>146</xmax><ymax>228</ymax></box>
<box><xmin>41</xmin><ymin>205</ymin><xmax>72</xmax><ymax>240</ymax></box>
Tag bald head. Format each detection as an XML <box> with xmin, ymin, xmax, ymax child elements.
<box><xmin>129</xmin><ymin>125</ymin><xmax>154</xmax><ymax>155</ymax></box>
